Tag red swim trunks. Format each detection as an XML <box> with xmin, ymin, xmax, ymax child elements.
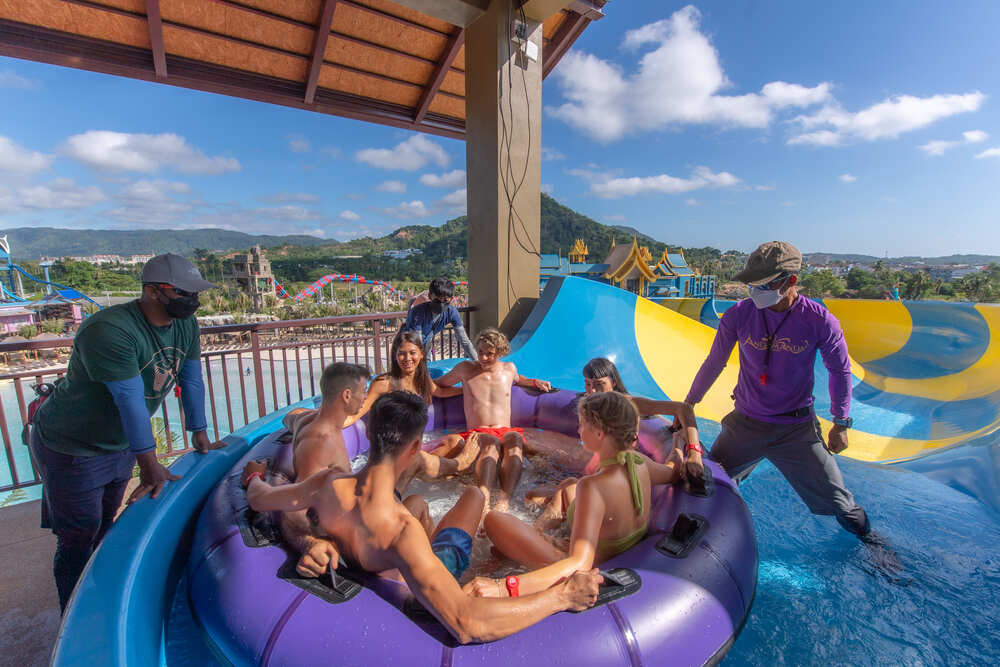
<box><xmin>458</xmin><ymin>426</ymin><xmax>524</xmax><ymax>441</ymax></box>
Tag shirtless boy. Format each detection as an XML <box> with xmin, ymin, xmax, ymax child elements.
<box><xmin>242</xmin><ymin>392</ymin><xmax>602</xmax><ymax>644</ymax></box>
<box><xmin>279</xmin><ymin>362</ymin><xmax>369</xmax><ymax>577</ymax></box>
<box><xmin>434</xmin><ymin>328</ymin><xmax>552</xmax><ymax>511</ymax></box>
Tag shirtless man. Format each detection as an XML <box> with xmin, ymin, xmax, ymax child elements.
<box><xmin>434</xmin><ymin>328</ymin><xmax>552</xmax><ymax>511</ymax></box>
<box><xmin>242</xmin><ymin>392</ymin><xmax>602</xmax><ymax>644</ymax></box>
<box><xmin>279</xmin><ymin>362</ymin><xmax>370</xmax><ymax>577</ymax></box>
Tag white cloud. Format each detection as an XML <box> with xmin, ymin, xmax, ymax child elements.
<box><xmin>919</xmin><ymin>140</ymin><xmax>959</xmax><ymax>156</ymax></box>
<box><xmin>18</xmin><ymin>178</ymin><xmax>105</xmax><ymax>209</ymax></box>
<box><xmin>786</xmin><ymin>130</ymin><xmax>841</xmax><ymax>147</ymax></box>
<box><xmin>437</xmin><ymin>188</ymin><xmax>467</xmax><ymax>215</ymax></box>
<box><xmin>685</xmin><ymin>198</ymin><xmax>700</xmax><ymax>206</ymax></box>
<box><xmin>541</xmin><ymin>183</ymin><xmax>553</xmax><ymax>194</ymax></box>
<box><xmin>0</xmin><ymin>136</ymin><xmax>53</xmax><ymax>173</ymax></box>
<box><xmin>919</xmin><ymin>129</ymin><xmax>990</xmax><ymax>155</ymax></box>
<box><xmin>356</xmin><ymin>135</ymin><xmax>450</xmax><ymax>170</ymax></box>
<box><xmin>789</xmin><ymin>92</ymin><xmax>985</xmax><ymax>146</ymax></box>
<box><xmin>839</xmin><ymin>173</ymin><xmax>857</xmax><ymax>183</ymax></box>
<box><xmin>380</xmin><ymin>200</ymin><xmax>431</xmax><ymax>219</ymax></box>
<box><xmin>339</xmin><ymin>210</ymin><xmax>361</xmax><ymax>221</ymax></box>
<box><xmin>754</xmin><ymin>185</ymin><xmax>775</xmax><ymax>191</ymax></box>
<box><xmin>975</xmin><ymin>147</ymin><xmax>1000</xmax><ymax>159</ymax></box>
<box><xmin>547</xmin><ymin>6</ymin><xmax>832</xmax><ymax>142</ymax></box>
<box><xmin>287</xmin><ymin>135</ymin><xmax>311</xmax><ymax>153</ymax></box>
<box><xmin>541</xmin><ymin>147</ymin><xmax>566</xmax><ymax>161</ymax></box>
<box><xmin>107</xmin><ymin>179</ymin><xmax>194</xmax><ymax>225</ymax></box>
<box><xmin>0</xmin><ymin>69</ymin><xmax>38</xmax><ymax>89</ymax></box>
<box><xmin>254</xmin><ymin>205</ymin><xmax>320</xmax><ymax>222</ymax></box>
<box><xmin>259</xmin><ymin>192</ymin><xmax>320</xmax><ymax>203</ymax></box>
<box><xmin>375</xmin><ymin>180</ymin><xmax>407</xmax><ymax>193</ymax></box>
<box><xmin>420</xmin><ymin>169</ymin><xmax>465</xmax><ymax>188</ymax></box>
<box><xmin>322</xmin><ymin>146</ymin><xmax>342</xmax><ymax>159</ymax></box>
<box><xmin>588</xmin><ymin>165</ymin><xmax>740</xmax><ymax>199</ymax></box>
<box><xmin>63</xmin><ymin>131</ymin><xmax>241</xmax><ymax>174</ymax></box>
<box><xmin>346</xmin><ymin>192</ymin><xmax>365</xmax><ymax>200</ymax></box>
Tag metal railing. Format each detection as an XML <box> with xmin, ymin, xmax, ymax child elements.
<box><xmin>0</xmin><ymin>307</ymin><xmax>474</xmax><ymax>494</ymax></box>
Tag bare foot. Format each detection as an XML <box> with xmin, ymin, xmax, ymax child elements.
<box><xmin>455</xmin><ymin>433</ymin><xmax>481</xmax><ymax>472</ymax></box>
<box><xmin>494</xmin><ymin>490</ymin><xmax>511</xmax><ymax>514</ymax></box>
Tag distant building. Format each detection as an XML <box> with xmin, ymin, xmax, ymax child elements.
<box><xmin>539</xmin><ymin>237</ymin><xmax>716</xmax><ymax>303</ymax></box>
<box><xmin>0</xmin><ymin>305</ymin><xmax>35</xmax><ymax>334</ymax></box>
<box><xmin>224</xmin><ymin>245</ymin><xmax>277</xmax><ymax>308</ymax></box>
<box><xmin>383</xmin><ymin>248</ymin><xmax>422</xmax><ymax>259</ymax></box>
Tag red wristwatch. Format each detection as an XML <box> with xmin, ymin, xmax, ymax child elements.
<box><xmin>505</xmin><ymin>575</ymin><xmax>520</xmax><ymax>597</ymax></box>
<box><xmin>686</xmin><ymin>441</ymin><xmax>704</xmax><ymax>455</ymax></box>
<box><xmin>244</xmin><ymin>471</ymin><xmax>264</xmax><ymax>488</ymax></box>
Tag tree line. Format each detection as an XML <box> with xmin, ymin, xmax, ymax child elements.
<box><xmin>798</xmin><ymin>261</ymin><xmax>1000</xmax><ymax>302</ymax></box>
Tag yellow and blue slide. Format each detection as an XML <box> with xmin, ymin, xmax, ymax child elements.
<box><xmin>509</xmin><ymin>277</ymin><xmax>1000</xmax><ymax>506</ymax></box>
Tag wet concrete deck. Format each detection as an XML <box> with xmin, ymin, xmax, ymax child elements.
<box><xmin>0</xmin><ymin>500</ymin><xmax>59</xmax><ymax>667</ymax></box>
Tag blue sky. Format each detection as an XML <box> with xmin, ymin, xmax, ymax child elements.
<box><xmin>1</xmin><ymin>1</ymin><xmax>999</xmax><ymax>257</ymax></box>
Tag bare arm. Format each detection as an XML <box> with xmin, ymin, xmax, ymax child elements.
<box><xmin>434</xmin><ymin>362</ymin><xmax>471</xmax><ymax>388</ymax></box>
<box><xmin>513</xmin><ymin>479</ymin><xmax>604</xmax><ymax>597</ymax></box>
<box><xmin>430</xmin><ymin>379</ymin><xmax>463</xmax><ymax>398</ymax></box>
<box><xmin>245</xmin><ymin>469</ymin><xmax>327</xmax><ymax>513</ymax></box>
<box><xmin>629</xmin><ymin>396</ymin><xmax>700</xmax><ymax>447</ymax></box>
<box><xmin>643</xmin><ymin>451</ymin><xmax>682</xmax><ymax>486</ymax></box>
<box><xmin>344</xmin><ymin>377</ymin><xmax>390</xmax><ymax>428</ymax></box>
<box><xmin>391</xmin><ymin>516</ymin><xmax>600</xmax><ymax>643</ymax></box>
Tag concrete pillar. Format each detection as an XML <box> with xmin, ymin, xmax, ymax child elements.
<box><xmin>465</xmin><ymin>0</ymin><xmax>544</xmax><ymax>336</ymax></box>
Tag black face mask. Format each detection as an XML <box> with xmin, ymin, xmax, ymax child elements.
<box><xmin>161</xmin><ymin>290</ymin><xmax>200</xmax><ymax>319</ymax></box>
<box><xmin>430</xmin><ymin>301</ymin><xmax>444</xmax><ymax>315</ymax></box>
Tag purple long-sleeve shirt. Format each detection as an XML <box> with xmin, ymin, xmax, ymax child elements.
<box><xmin>685</xmin><ymin>296</ymin><xmax>851</xmax><ymax>423</ymax></box>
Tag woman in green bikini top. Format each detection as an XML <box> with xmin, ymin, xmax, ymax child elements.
<box><xmin>469</xmin><ymin>392</ymin><xmax>684</xmax><ymax>599</ymax></box>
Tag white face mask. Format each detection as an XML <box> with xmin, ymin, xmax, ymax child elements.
<box><xmin>749</xmin><ymin>285</ymin><xmax>784</xmax><ymax>309</ymax></box>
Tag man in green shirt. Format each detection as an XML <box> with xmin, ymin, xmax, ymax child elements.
<box><xmin>29</xmin><ymin>253</ymin><xmax>224</xmax><ymax>611</ymax></box>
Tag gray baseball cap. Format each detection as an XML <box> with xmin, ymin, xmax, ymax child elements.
<box><xmin>734</xmin><ymin>241</ymin><xmax>802</xmax><ymax>286</ymax></box>
<box><xmin>141</xmin><ymin>253</ymin><xmax>218</xmax><ymax>292</ymax></box>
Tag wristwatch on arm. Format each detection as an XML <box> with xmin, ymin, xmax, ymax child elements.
<box><xmin>832</xmin><ymin>417</ymin><xmax>853</xmax><ymax>429</ymax></box>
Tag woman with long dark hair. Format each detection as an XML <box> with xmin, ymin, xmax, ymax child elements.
<box><xmin>582</xmin><ymin>357</ymin><xmax>703</xmax><ymax>479</ymax></box>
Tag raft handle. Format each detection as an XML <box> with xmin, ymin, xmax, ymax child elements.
<box><xmin>657</xmin><ymin>513</ymin><xmax>710</xmax><ymax>559</ymax></box>
<box><xmin>569</xmin><ymin>567</ymin><xmax>642</xmax><ymax>613</ymax></box>
<box><xmin>277</xmin><ymin>557</ymin><xmax>364</xmax><ymax>604</ymax></box>
<box><xmin>683</xmin><ymin>465</ymin><xmax>714</xmax><ymax>498</ymax></box>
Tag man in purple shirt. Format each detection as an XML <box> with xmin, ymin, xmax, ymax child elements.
<box><xmin>684</xmin><ymin>241</ymin><xmax>870</xmax><ymax>537</ymax></box>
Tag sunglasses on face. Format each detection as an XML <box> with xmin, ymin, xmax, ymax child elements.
<box><xmin>158</xmin><ymin>284</ymin><xmax>198</xmax><ymax>299</ymax></box>
<box><xmin>432</xmin><ymin>297</ymin><xmax>452</xmax><ymax>304</ymax></box>
<box><xmin>754</xmin><ymin>274</ymin><xmax>789</xmax><ymax>291</ymax></box>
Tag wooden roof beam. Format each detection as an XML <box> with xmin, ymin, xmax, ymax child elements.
<box><xmin>0</xmin><ymin>20</ymin><xmax>464</xmax><ymax>139</ymax></box>
<box><xmin>413</xmin><ymin>27</ymin><xmax>464</xmax><ymax>124</ymax></box>
<box><xmin>145</xmin><ymin>0</ymin><xmax>167</xmax><ymax>78</ymax></box>
<box><xmin>305</xmin><ymin>0</ymin><xmax>338</xmax><ymax>104</ymax></box>
<box><xmin>542</xmin><ymin>11</ymin><xmax>588</xmax><ymax>79</ymax></box>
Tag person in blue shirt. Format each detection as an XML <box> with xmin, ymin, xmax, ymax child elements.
<box><xmin>404</xmin><ymin>277</ymin><xmax>477</xmax><ymax>360</ymax></box>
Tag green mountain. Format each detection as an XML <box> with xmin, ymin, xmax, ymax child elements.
<box><xmin>805</xmin><ymin>252</ymin><xmax>1000</xmax><ymax>266</ymax></box>
<box><xmin>1</xmin><ymin>227</ymin><xmax>331</xmax><ymax>260</ymax></box>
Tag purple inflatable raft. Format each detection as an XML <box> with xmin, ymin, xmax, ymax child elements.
<box><xmin>188</xmin><ymin>388</ymin><xmax>757</xmax><ymax>666</ymax></box>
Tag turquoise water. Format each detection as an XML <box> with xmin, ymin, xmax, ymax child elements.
<box><xmin>726</xmin><ymin>453</ymin><xmax>1000</xmax><ymax>665</ymax></box>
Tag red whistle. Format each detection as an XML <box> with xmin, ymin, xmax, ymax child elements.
<box><xmin>759</xmin><ymin>373</ymin><xmax>768</xmax><ymax>386</ymax></box>
<box><xmin>174</xmin><ymin>385</ymin><xmax>182</xmax><ymax>397</ymax></box>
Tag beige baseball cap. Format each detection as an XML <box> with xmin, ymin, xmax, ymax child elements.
<box><xmin>734</xmin><ymin>241</ymin><xmax>802</xmax><ymax>286</ymax></box>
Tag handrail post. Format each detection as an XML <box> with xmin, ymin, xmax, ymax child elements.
<box><xmin>249</xmin><ymin>326</ymin><xmax>267</xmax><ymax>418</ymax></box>
<box><xmin>372</xmin><ymin>320</ymin><xmax>382</xmax><ymax>374</ymax></box>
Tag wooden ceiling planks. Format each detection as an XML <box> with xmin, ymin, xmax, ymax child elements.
<box><xmin>0</xmin><ymin>0</ymin><xmax>602</xmax><ymax>137</ymax></box>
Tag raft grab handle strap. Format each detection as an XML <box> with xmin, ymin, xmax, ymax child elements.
<box><xmin>657</xmin><ymin>513</ymin><xmax>710</xmax><ymax>559</ymax></box>
<box><xmin>277</xmin><ymin>557</ymin><xmax>364</xmax><ymax>604</ymax></box>
<box><xmin>682</xmin><ymin>465</ymin><xmax>714</xmax><ymax>498</ymax></box>
<box><xmin>569</xmin><ymin>567</ymin><xmax>642</xmax><ymax>613</ymax></box>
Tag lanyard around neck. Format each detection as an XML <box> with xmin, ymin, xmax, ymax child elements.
<box><xmin>759</xmin><ymin>307</ymin><xmax>793</xmax><ymax>386</ymax></box>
